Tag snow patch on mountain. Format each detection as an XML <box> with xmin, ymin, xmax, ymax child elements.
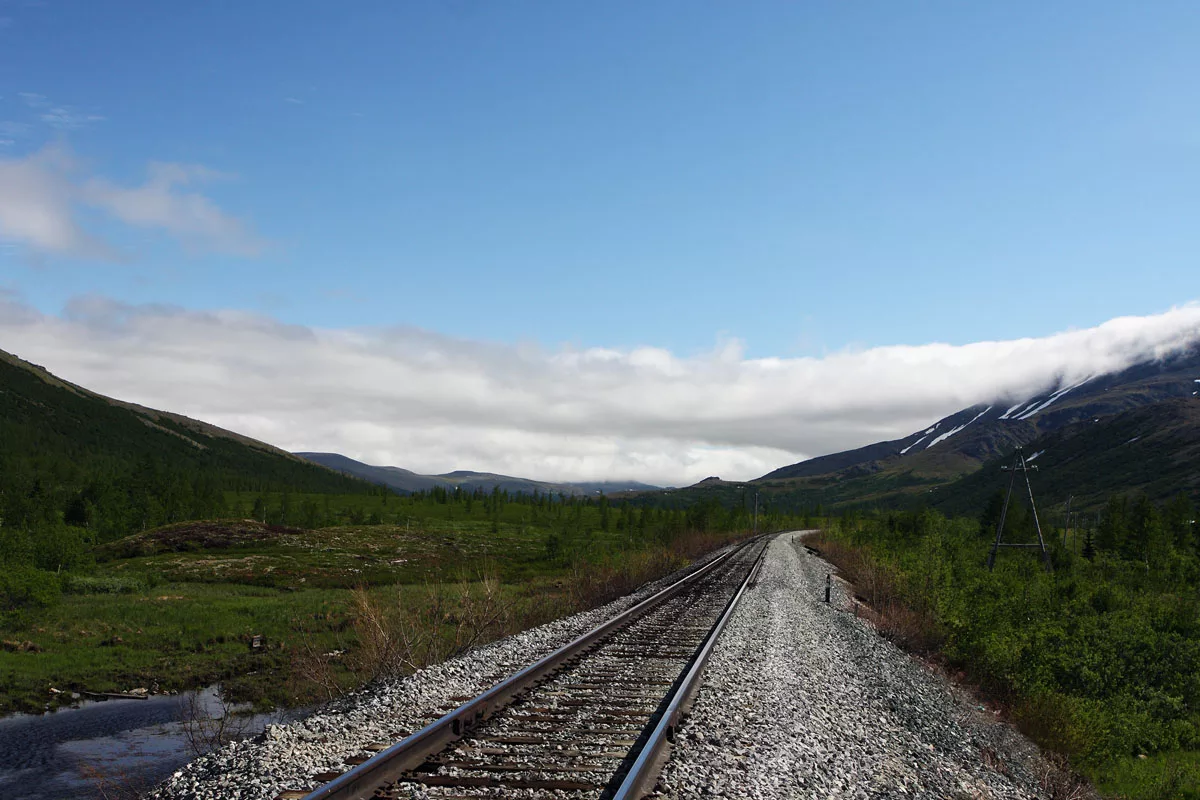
<box><xmin>1015</xmin><ymin>377</ymin><xmax>1092</xmax><ymax>420</ymax></box>
<box><xmin>925</xmin><ymin>406</ymin><xmax>993</xmax><ymax>449</ymax></box>
<box><xmin>1011</xmin><ymin>400</ymin><xmax>1042</xmax><ymax>419</ymax></box>
<box><xmin>899</xmin><ymin>435</ymin><xmax>929</xmax><ymax>455</ymax></box>
<box><xmin>1025</xmin><ymin>450</ymin><xmax>1045</xmax><ymax>463</ymax></box>
<box><xmin>998</xmin><ymin>400</ymin><xmax>1028</xmax><ymax>420</ymax></box>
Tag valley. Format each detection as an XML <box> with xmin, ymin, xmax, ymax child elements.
<box><xmin>2</xmin><ymin>342</ymin><xmax>1199</xmax><ymax>800</ymax></box>
<box><xmin>7</xmin><ymin>8</ymin><xmax>1200</xmax><ymax>798</ymax></box>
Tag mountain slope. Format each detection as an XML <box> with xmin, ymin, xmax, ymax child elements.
<box><xmin>931</xmin><ymin>398</ymin><xmax>1200</xmax><ymax>516</ymax></box>
<box><xmin>761</xmin><ymin>348</ymin><xmax>1200</xmax><ymax>487</ymax></box>
<box><xmin>296</xmin><ymin>453</ymin><xmax>660</xmax><ymax>496</ymax></box>
<box><xmin>0</xmin><ymin>348</ymin><xmax>372</xmax><ymax>540</ymax></box>
<box><xmin>293</xmin><ymin>453</ymin><xmax>450</xmax><ymax>493</ymax></box>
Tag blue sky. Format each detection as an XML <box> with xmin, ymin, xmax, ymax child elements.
<box><xmin>4</xmin><ymin>2</ymin><xmax>1200</xmax><ymax>482</ymax></box>
<box><xmin>3</xmin><ymin>1</ymin><xmax>1197</xmax><ymax>359</ymax></box>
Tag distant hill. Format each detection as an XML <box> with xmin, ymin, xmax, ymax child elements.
<box><xmin>627</xmin><ymin>348</ymin><xmax>1200</xmax><ymax>514</ymax></box>
<box><xmin>569</xmin><ymin>480</ymin><xmax>667</xmax><ymax>495</ymax></box>
<box><xmin>293</xmin><ymin>453</ymin><xmax>449</xmax><ymax>493</ymax></box>
<box><xmin>750</xmin><ymin>348</ymin><xmax>1200</xmax><ymax>511</ymax></box>
<box><xmin>0</xmin><ymin>348</ymin><xmax>374</xmax><ymax>543</ymax></box>
<box><xmin>295</xmin><ymin>453</ymin><xmax>660</xmax><ymax>496</ymax></box>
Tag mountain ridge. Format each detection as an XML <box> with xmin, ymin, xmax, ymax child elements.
<box><xmin>740</xmin><ymin>347</ymin><xmax>1200</xmax><ymax>512</ymax></box>
<box><xmin>0</xmin><ymin>348</ymin><xmax>304</xmax><ymax>462</ymax></box>
<box><xmin>760</xmin><ymin>348</ymin><xmax>1200</xmax><ymax>486</ymax></box>
<box><xmin>295</xmin><ymin>452</ymin><xmax>662</xmax><ymax>496</ymax></box>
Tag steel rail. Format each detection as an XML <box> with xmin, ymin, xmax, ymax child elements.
<box><xmin>299</xmin><ymin>537</ymin><xmax>763</xmax><ymax>800</ymax></box>
<box><xmin>611</xmin><ymin>534</ymin><xmax>773</xmax><ymax>800</ymax></box>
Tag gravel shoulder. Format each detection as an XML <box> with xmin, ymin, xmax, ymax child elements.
<box><xmin>147</xmin><ymin>545</ymin><xmax>738</xmax><ymax>800</ymax></box>
<box><xmin>657</xmin><ymin>531</ymin><xmax>1049</xmax><ymax>799</ymax></box>
<box><xmin>150</xmin><ymin>533</ymin><xmax>1054</xmax><ymax>800</ymax></box>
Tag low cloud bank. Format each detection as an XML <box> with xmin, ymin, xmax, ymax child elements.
<box><xmin>2</xmin><ymin>294</ymin><xmax>1198</xmax><ymax>485</ymax></box>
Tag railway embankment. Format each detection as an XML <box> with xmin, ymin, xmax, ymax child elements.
<box><xmin>151</xmin><ymin>534</ymin><xmax>1061</xmax><ymax>800</ymax></box>
<box><xmin>659</xmin><ymin>532</ymin><xmax>1060</xmax><ymax>798</ymax></box>
<box><xmin>148</xmin><ymin>543</ymin><xmax>742</xmax><ymax>800</ymax></box>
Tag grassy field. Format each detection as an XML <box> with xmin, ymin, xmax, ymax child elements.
<box><xmin>1</xmin><ymin>492</ymin><xmax>759</xmax><ymax>715</ymax></box>
<box><xmin>1093</xmin><ymin>751</ymin><xmax>1200</xmax><ymax>800</ymax></box>
<box><xmin>814</xmin><ymin>503</ymin><xmax>1200</xmax><ymax>800</ymax></box>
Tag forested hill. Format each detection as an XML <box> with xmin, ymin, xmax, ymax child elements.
<box><xmin>0</xmin><ymin>348</ymin><xmax>372</xmax><ymax>547</ymax></box>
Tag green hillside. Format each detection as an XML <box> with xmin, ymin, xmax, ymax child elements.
<box><xmin>0</xmin><ymin>348</ymin><xmax>786</xmax><ymax>715</ymax></box>
<box><xmin>931</xmin><ymin>398</ymin><xmax>1200</xmax><ymax>517</ymax></box>
<box><xmin>0</xmin><ymin>348</ymin><xmax>373</xmax><ymax>556</ymax></box>
<box><xmin>649</xmin><ymin>396</ymin><xmax>1200</xmax><ymax>520</ymax></box>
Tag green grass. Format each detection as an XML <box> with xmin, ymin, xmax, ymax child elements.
<box><xmin>101</xmin><ymin>517</ymin><xmax>625</xmax><ymax>587</ymax></box>
<box><xmin>818</xmin><ymin>507</ymin><xmax>1200</xmax><ymax>800</ymax></box>
<box><xmin>1093</xmin><ymin>751</ymin><xmax>1200</xmax><ymax>800</ymax></box>
<box><xmin>0</xmin><ymin>575</ymin><xmax>577</xmax><ymax>714</ymax></box>
<box><xmin>0</xmin><ymin>497</ymin><xmax>759</xmax><ymax>714</ymax></box>
<box><xmin>0</xmin><ymin>582</ymin><xmax>347</xmax><ymax>711</ymax></box>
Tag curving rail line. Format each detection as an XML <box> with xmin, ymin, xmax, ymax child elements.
<box><xmin>279</xmin><ymin>533</ymin><xmax>773</xmax><ymax>800</ymax></box>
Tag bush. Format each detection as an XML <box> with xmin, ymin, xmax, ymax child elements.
<box><xmin>0</xmin><ymin>565</ymin><xmax>62</xmax><ymax>610</ymax></box>
<box><xmin>60</xmin><ymin>573</ymin><xmax>148</xmax><ymax>595</ymax></box>
<box><xmin>823</xmin><ymin>505</ymin><xmax>1200</xmax><ymax>787</ymax></box>
<box><xmin>32</xmin><ymin>524</ymin><xmax>90</xmax><ymax>572</ymax></box>
<box><xmin>0</xmin><ymin>527</ymin><xmax>33</xmax><ymax>565</ymax></box>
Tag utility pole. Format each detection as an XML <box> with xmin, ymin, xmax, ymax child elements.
<box><xmin>986</xmin><ymin>448</ymin><xmax>1053</xmax><ymax>572</ymax></box>
<box><xmin>1063</xmin><ymin>495</ymin><xmax>1073</xmax><ymax>547</ymax></box>
<box><xmin>753</xmin><ymin>491</ymin><xmax>759</xmax><ymax>535</ymax></box>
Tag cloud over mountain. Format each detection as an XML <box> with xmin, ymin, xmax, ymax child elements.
<box><xmin>1</xmin><ymin>294</ymin><xmax>1198</xmax><ymax>485</ymax></box>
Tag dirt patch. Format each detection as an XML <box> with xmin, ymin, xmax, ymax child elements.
<box><xmin>96</xmin><ymin>520</ymin><xmax>306</xmax><ymax>559</ymax></box>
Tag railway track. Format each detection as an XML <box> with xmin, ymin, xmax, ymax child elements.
<box><xmin>282</xmin><ymin>534</ymin><xmax>772</xmax><ymax>800</ymax></box>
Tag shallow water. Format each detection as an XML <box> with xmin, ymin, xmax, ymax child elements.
<box><xmin>0</xmin><ymin>687</ymin><xmax>301</xmax><ymax>800</ymax></box>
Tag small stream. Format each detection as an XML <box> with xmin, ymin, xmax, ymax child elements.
<box><xmin>0</xmin><ymin>687</ymin><xmax>307</xmax><ymax>800</ymax></box>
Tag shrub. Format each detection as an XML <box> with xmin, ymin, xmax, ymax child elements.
<box><xmin>0</xmin><ymin>565</ymin><xmax>62</xmax><ymax>610</ymax></box>
<box><xmin>32</xmin><ymin>524</ymin><xmax>90</xmax><ymax>572</ymax></box>
<box><xmin>60</xmin><ymin>573</ymin><xmax>147</xmax><ymax>595</ymax></box>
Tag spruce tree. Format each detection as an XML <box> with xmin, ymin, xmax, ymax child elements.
<box><xmin>1096</xmin><ymin>495</ymin><xmax>1127</xmax><ymax>554</ymax></box>
<box><xmin>1082</xmin><ymin>528</ymin><xmax>1096</xmax><ymax>561</ymax></box>
<box><xmin>1124</xmin><ymin>495</ymin><xmax>1165</xmax><ymax>566</ymax></box>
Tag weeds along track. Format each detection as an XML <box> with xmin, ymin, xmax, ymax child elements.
<box><xmin>288</xmin><ymin>535</ymin><xmax>772</xmax><ymax>800</ymax></box>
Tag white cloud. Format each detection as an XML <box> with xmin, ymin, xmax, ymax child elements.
<box><xmin>1</xmin><ymin>296</ymin><xmax>1198</xmax><ymax>486</ymax></box>
<box><xmin>81</xmin><ymin>163</ymin><xmax>264</xmax><ymax>256</ymax></box>
<box><xmin>0</xmin><ymin>147</ymin><xmax>116</xmax><ymax>258</ymax></box>
<box><xmin>0</xmin><ymin>146</ymin><xmax>265</xmax><ymax>258</ymax></box>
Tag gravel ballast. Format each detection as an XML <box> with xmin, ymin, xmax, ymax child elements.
<box><xmin>151</xmin><ymin>534</ymin><xmax>1055</xmax><ymax>799</ymax></box>
<box><xmin>148</xmin><ymin>545</ymin><xmax>736</xmax><ymax>800</ymax></box>
<box><xmin>657</xmin><ymin>532</ymin><xmax>1049</xmax><ymax>799</ymax></box>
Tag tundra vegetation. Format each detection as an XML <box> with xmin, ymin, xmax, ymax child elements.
<box><xmin>0</xmin><ymin>479</ymin><xmax>794</xmax><ymax>715</ymax></box>
<box><xmin>0</xmin><ymin>352</ymin><xmax>803</xmax><ymax>714</ymax></box>
<box><xmin>815</xmin><ymin>493</ymin><xmax>1200</xmax><ymax>800</ymax></box>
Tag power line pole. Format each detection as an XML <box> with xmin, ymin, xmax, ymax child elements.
<box><xmin>1063</xmin><ymin>495</ymin><xmax>1073</xmax><ymax>547</ymax></box>
<box><xmin>753</xmin><ymin>491</ymin><xmax>759</xmax><ymax>535</ymax></box>
<box><xmin>986</xmin><ymin>447</ymin><xmax>1053</xmax><ymax>572</ymax></box>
